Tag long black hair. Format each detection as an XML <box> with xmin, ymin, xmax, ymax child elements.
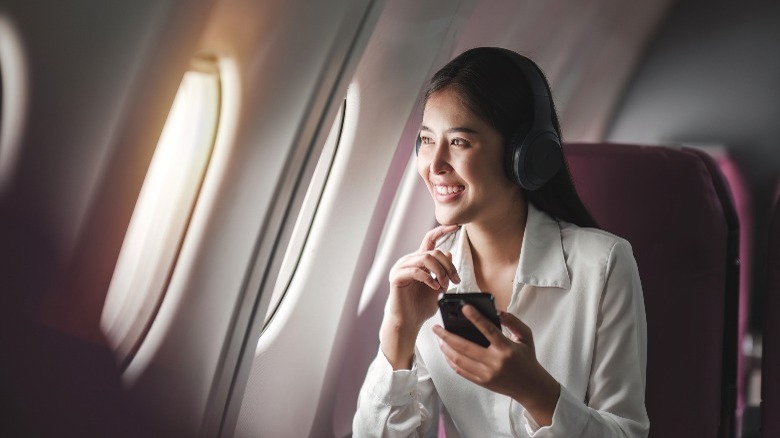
<box><xmin>422</xmin><ymin>47</ymin><xmax>598</xmax><ymax>229</ymax></box>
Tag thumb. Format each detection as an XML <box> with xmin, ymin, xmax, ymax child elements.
<box><xmin>499</xmin><ymin>311</ymin><xmax>534</xmax><ymax>347</ymax></box>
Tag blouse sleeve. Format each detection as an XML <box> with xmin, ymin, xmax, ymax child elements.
<box><xmin>352</xmin><ymin>347</ymin><xmax>440</xmax><ymax>438</ymax></box>
<box><xmin>510</xmin><ymin>239</ymin><xmax>650</xmax><ymax>437</ymax></box>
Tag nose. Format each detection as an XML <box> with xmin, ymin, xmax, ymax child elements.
<box><xmin>429</xmin><ymin>140</ymin><xmax>451</xmax><ymax>174</ymax></box>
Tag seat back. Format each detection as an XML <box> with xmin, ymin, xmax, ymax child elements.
<box><xmin>564</xmin><ymin>142</ymin><xmax>738</xmax><ymax>438</ymax></box>
<box><xmin>685</xmin><ymin>147</ymin><xmax>744</xmax><ymax>432</ymax></box>
<box><xmin>762</xmin><ymin>193</ymin><xmax>780</xmax><ymax>437</ymax></box>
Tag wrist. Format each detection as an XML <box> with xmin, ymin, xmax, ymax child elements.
<box><xmin>515</xmin><ymin>364</ymin><xmax>560</xmax><ymax>427</ymax></box>
<box><xmin>379</xmin><ymin>318</ymin><xmax>421</xmax><ymax>370</ymax></box>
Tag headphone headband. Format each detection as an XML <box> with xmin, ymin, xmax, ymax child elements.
<box><xmin>488</xmin><ymin>48</ymin><xmax>561</xmax><ymax>190</ymax></box>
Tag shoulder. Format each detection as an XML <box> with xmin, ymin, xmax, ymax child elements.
<box><xmin>556</xmin><ymin>221</ymin><xmax>644</xmax><ymax>313</ymax></box>
<box><xmin>558</xmin><ymin>220</ymin><xmax>635</xmax><ymax>269</ymax></box>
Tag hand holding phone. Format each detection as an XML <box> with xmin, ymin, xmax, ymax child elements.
<box><xmin>437</xmin><ymin>292</ymin><xmax>500</xmax><ymax>347</ymax></box>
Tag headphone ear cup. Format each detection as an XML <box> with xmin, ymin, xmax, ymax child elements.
<box><xmin>505</xmin><ymin>125</ymin><xmax>529</xmax><ymax>185</ymax></box>
<box><xmin>516</xmin><ymin>131</ymin><xmax>563</xmax><ymax>191</ymax></box>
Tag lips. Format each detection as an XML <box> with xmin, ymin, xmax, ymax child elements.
<box><xmin>433</xmin><ymin>184</ymin><xmax>465</xmax><ymax>202</ymax></box>
<box><xmin>435</xmin><ymin>184</ymin><xmax>465</xmax><ymax>195</ymax></box>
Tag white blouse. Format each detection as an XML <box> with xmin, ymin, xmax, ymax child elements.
<box><xmin>353</xmin><ymin>203</ymin><xmax>649</xmax><ymax>437</ymax></box>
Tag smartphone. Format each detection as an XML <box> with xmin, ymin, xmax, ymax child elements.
<box><xmin>437</xmin><ymin>292</ymin><xmax>501</xmax><ymax>347</ymax></box>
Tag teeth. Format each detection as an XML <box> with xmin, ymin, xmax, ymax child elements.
<box><xmin>435</xmin><ymin>185</ymin><xmax>464</xmax><ymax>195</ymax></box>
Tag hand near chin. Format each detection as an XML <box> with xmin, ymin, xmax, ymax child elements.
<box><xmin>386</xmin><ymin>224</ymin><xmax>460</xmax><ymax>330</ymax></box>
<box><xmin>381</xmin><ymin>224</ymin><xmax>460</xmax><ymax>369</ymax></box>
<box><xmin>433</xmin><ymin>306</ymin><xmax>560</xmax><ymax>426</ymax></box>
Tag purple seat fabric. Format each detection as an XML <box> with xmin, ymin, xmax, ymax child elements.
<box><xmin>687</xmin><ymin>147</ymin><xmax>748</xmax><ymax>430</ymax></box>
<box><xmin>564</xmin><ymin>143</ymin><xmax>738</xmax><ymax>438</ymax></box>
<box><xmin>714</xmin><ymin>155</ymin><xmax>752</xmax><ymax>413</ymax></box>
<box><xmin>762</xmin><ymin>193</ymin><xmax>780</xmax><ymax>437</ymax></box>
<box><xmin>714</xmin><ymin>158</ymin><xmax>753</xmax><ymax>380</ymax></box>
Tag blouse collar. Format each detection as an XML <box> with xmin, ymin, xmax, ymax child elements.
<box><xmin>448</xmin><ymin>202</ymin><xmax>571</xmax><ymax>292</ymax></box>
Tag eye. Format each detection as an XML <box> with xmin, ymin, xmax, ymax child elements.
<box><xmin>450</xmin><ymin>138</ymin><xmax>468</xmax><ymax>147</ymax></box>
<box><xmin>420</xmin><ymin>135</ymin><xmax>434</xmax><ymax>145</ymax></box>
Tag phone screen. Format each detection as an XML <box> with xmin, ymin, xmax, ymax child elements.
<box><xmin>437</xmin><ymin>292</ymin><xmax>500</xmax><ymax>347</ymax></box>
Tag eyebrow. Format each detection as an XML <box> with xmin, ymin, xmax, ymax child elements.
<box><xmin>419</xmin><ymin>125</ymin><xmax>480</xmax><ymax>135</ymax></box>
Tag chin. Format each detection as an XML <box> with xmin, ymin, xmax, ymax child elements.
<box><xmin>434</xmin><ymin>210</ymin><xmax>463</xmax><ymax>226</ymax></box>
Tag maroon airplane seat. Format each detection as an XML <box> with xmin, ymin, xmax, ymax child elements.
<box><xmin>762</xmin><ymin>193</ymin><xmax>780</xmax><ymax>437</ymax></box>
<box><xmin>564</xmin><ymin>143</ymin><xmax>738</xmax><ymax>438</ymax></box>
<box><xmin>686</xmin><ymin>147</ymin><xmax>751</xmax><ymax>431</ymax></box>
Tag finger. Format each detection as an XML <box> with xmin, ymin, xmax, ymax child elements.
<box><xmin>498</xmin><ymin>311</ymin><xmax>534</xmax><ymax>347</ymax></box>
<box><xmin>433</xmin><ymin>323</ymin><xmax>478</xmax><ymax>350</ymax></box>
<box><xmin>410</xmin><ymin>252</ymin><xmax>456</xmax><ymax>289</ymax></box>
<box><xmin>426</xmin><ymin>250</ymin><xmax>460</xmax><ymax>285</ymax></box>
<box><xmin>434</xmin><ymin>327</ymin><xmax>489</xmax><ymax>381</ymax></box>
<box><xmin>419</xmin><ymin>224</ymin><xmax>459</xmax><ymax>252</ymax></box>
<box><xmin>396</xmin><ymin>266</ymin><xmax>442</xmax><ymax>291</ymax></box>
<box><xmin>462</xmin><ymin>305</ymin><xmax>506</xmax><ymax>346</ymax></box>
<box><xmin>432</xmin><ymin>323</ymin><xmax>494</xmax><ymax>366</ymax></box>
<box><xmin>439</xmin><ymin>344</ymin><xmax>484</xmax><ymax>384</ymax></box>
<box><xmin>434</xmin><ymin>324</ymin><xmax>491</xmax><ymax>366</ymax></box>
<box><xmin>391</xmin><ymin>248</ymin><xmax>457</xmax><ymax>290</ymax></box>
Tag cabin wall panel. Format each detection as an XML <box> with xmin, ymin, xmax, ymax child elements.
<box><xmin>0</xmin><ymin>0</ymin><xmax>217</xmax><ymax>435</ymax></box>
<box><xmin>0</xmin><ymin>0</ymin><xmax>218</xmax><ymax>345</ymax></box>
<box><xmin>1</xmin><ymin>0</ymin><xmax>183</xmax><ymax>260</ymax></box>
<box><xmin>448</xmin><ymin>0</ymin><xmax>675</xmax><ymax>142</ymax></box>
<box><xmin>120</xmin><ymin>0</ymin><xmax>384</xmax><ymax>436</ymax></box>
<box><xmin>607</xmin><ymin>0</ymin><xmax>780</xmax><ymax>331</ymax></box>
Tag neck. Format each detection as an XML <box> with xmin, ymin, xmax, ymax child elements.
<box><xmin>465</xmin><ymin>197</ymin><xmax>528</xmax><ymax>268</ymax></box>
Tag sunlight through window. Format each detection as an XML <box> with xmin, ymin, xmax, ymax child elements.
<box><xmin>102</xmin><ymin>57</ymin><xmax>221</xmax><ymax>364</ymax></box>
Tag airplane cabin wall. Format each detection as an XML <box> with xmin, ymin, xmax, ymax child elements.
<box><xmin>0</xmin><ymin>0</ymin><xmax>216</xmax><ymax>341</ymax></box>
<box><xmin>0</xmin><ymin>0</ymin><xmax>217</xmax><ymax>435</ymax></box>
<box><xmin>119</xmin><ymin>0</ymin><xmax>386</xmax><ymax>437</ymax></box>
<box><xmin>447</xmin><ymin>0</ymin><xmax>676</xmax><ymax>142</ymax></box>
<box><xmin>607</xmin><ymin>0</ymin><xmax>780</xmax><ymax>335</ymax></box>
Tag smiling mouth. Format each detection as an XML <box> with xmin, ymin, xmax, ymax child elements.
<box><xmin>434</xmin><ymin>184</ymin><xmax>465</xmax><ymax>195</ymax></box>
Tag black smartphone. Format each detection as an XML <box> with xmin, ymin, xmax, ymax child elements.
<box><xmin>437</xmin><ymin>292</ymin><xmax>501</xmax><ymax>347</ymax></box>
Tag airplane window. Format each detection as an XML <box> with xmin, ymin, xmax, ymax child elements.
<box><xmin>0</xmin><ymin>66</ymin><xmax>3</xmax><ymax>147</ymax></box>
<box><xmin>0</xmin><ymin>15</ymin><xmax>27</xmax><ymax>192</ymax></box>
<box><xmin>0</xmin><ymin>21</ymin><xmax>5</xmax><ymax>184</ymax></box>
<box><xmin>101</xmin><ymin>56</ymin><xmax>221</xmax><ymax>364</ymax></box>
<box><xmin>262</xmin><ymin>101</ymin><xmax>345</xmax><ymax>326</ymax></box>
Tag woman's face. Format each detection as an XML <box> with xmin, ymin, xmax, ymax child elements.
<box><xmin>417</xmin><ymin>87</ymin><xmax>524</xmax><ymax>227</ymax></box>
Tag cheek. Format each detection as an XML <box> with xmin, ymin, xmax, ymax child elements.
<box><xmin>416</xmin><ymin>159</ymin><xmax>430</xmax><ymax>182</ymax></box>
<box><xmin>464</xmin><ymin>157</ymin><xmax>498</xmax><ymax>181</ymax></box>
<box><xmin>472</xmin><ymin>160</ymin><xmax>512</xmax><ymax>191</ymax></box>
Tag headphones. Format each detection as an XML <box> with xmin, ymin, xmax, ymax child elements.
<box><xmin>415</xmin><ymin>48</ymin><xmax>562</xmax><ymax>191</ymax></box>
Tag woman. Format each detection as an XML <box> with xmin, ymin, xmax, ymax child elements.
<box><xmin>353</xmin><ymin>47</ymin><xmax>649</xmax><ymax>437</ymax></box>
